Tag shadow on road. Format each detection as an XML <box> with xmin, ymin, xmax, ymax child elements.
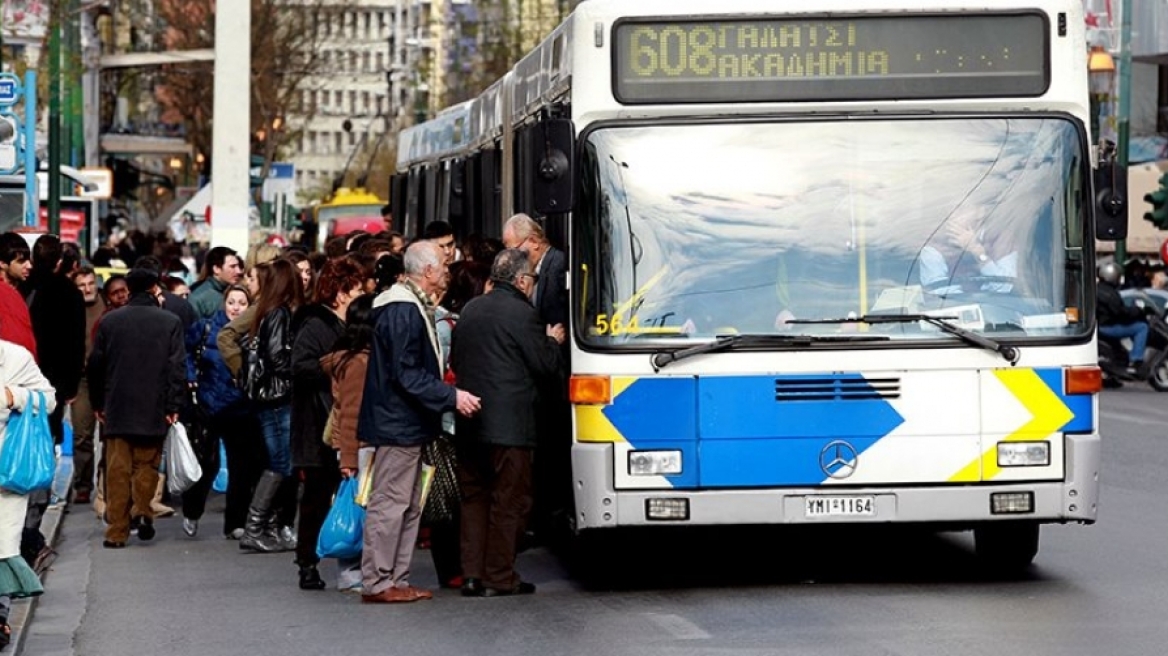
<box><xmin>560</xmin><ymin>524</ymin><xmax>1053</xmax><ymax>591</ymax></box>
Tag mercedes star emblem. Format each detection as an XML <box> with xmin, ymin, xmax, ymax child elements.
<box><xmin>819</xmin><ymin>440</ymin><xmax>858</xmax><ymax>479</ymax></box>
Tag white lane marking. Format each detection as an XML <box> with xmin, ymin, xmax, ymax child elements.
<box><xmin>644</xmin><ymin>613</ymin><xmax>711</xmax><ymax>640</ymax></box>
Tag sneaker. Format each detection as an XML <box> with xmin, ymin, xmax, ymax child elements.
<box><xmin>225</xmin><ymin>528</ymin><xmax>245</xmax><ymax>540</ymax></box>
<box><xmin>182</xmin><ymin>518</ymin><xmax>198</xmax><ymax>537</ymax></box>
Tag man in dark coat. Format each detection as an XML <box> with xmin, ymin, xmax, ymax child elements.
<box><xmin>449</xmin><ymin>248</ymin><xmax>565</xmax><ymax>597</ymax></box>
<box><xmin>88</xmin><ymin>269</ymin><xmax>187</xmax><ymax>548</ymax></box>
<box><xmin>357</xmin><ymin>241</ymin><xmax>480</xmax><ymax>603</ymax></box>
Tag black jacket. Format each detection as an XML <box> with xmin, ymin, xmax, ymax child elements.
<box><xmin>290</xmin><ymin>304</ymin><xmax>345</xmax><ymax>468</ymax></box>
<box><xmin>1098</xmin><ymin>281</ymin><xmax>1144</xmax><ymax>327</ymax></box>
<box><xmin>87</xmin><ymin>294</ymin><xmax>186</xmax><ymax>439</ymax></box>
<box><xmin>357</xmin><ymin>291</ymin><xmax>456</xmax><ymax>447</ymax></box>
<box><xmin>450</xmin><ymin>283</ymin><xmax>563</xmax><ymax>448</ymax></box>
<box><xmin>249</xmin><ymin>306</ymin><xmax>294</xmax><ymax>404</ymax></box>
<box><xmin>23</xmin><ymin>269</ymin><xmax>86</xmax><ymax>399</ymax></box>
<box><xmin>534</xmin><ymin>246</ymin><xmax>568</xmax><ymax>328</ymax></box>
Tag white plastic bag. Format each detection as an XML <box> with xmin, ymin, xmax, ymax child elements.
<box><xmin>165</xmin><ymin>422</ymin><xmax>202</xmax><ymax>495</ymax></box>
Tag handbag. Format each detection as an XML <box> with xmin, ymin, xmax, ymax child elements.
<box><xmin>321</xmin><ymin>406</ymin><xmax>339</xmax><ymax>447</ymax></box>
<box><xmin>212</xmin><ymin>442</ymin><xmax>229</xmax><ymax>493</ymax></box>
<box><xmin>421</xmin><ymin>435</ymin><xmax>459</xmax><ymax>525</ymax></box>
<box><xmin>165</xmin><ymin>422</ymin><xmax>203</xmax><ymax>495</ymax></box>
<box><xmin>316</xmin><ymin>477</ymin><xmax>365</xmax><ymax>559</ymax></box>
<box><xmin>0</xmin><ymin>391</ymin><xmax>55</xmax><ymax>494</ymax></box>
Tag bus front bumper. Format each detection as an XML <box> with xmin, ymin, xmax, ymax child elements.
<box><xmin>571</xmin><ymin>434</ymin><xmax>1099</xmax><ymax>530</ymax></box>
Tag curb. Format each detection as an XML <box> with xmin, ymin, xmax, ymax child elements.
<box><xmin>6</xmin><ymin>501</ymin><xmax>67</xmax><ymax>656</ymax></box>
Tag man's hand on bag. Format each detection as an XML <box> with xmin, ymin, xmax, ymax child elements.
<box><xmin>166</xmin><ymin>413</ymin><xmax>179</xmax><ymax>425</ymax></box>
<box><xmin>4</xmin><ymin>387</ymin><xmax>13</xmax><ymax>409</ymax></box>
<box><xmin>340</xmin><ymin>467</ymin><xmax>357</xmax><ymax>478</ymax></box>
<box><xmin>455</xmin><ymin>389</ymin><xmax>482</xmax><ymax>417</ymax></box>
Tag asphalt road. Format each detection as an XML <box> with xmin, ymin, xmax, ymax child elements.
<box><xmin>18</xmin><ymin>386</ymin><xmax>1168</xmax><ymax>656</ymax></box>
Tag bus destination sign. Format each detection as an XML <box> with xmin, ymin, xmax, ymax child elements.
<box><xmin>613</xmin><ymin>14</ymin><xmax>1049</xmax><ymax>104</ymax></box>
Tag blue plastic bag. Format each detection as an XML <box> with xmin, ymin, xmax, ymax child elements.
<box><xmin>316</xmin><ymin>477</ymin><xmax>365</xmax><ymax>559</ymax></box>
<box><xmin>0</xmin><ymin>391</ymin><xmax>55</xmax><ymax>494</ymax></box>
<box><xmin>212</xmin><ymin>442</ymin><xmax>228</xmax><ymax>493</ymax></box>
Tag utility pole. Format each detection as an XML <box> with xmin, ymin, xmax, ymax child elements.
<box><xmin>68</xmin><ymin>0</ymin><xmax>84</xmax><ymax>167</ymax></box>
<box><xmin>210</xmin><ymin>0</ymin><xmax>251</xmax><ymax>255</ymax></box>
<box><xmin>48</xmin><ymin>0</ymin><xmax>62</xmax><ymax>235</ymax></box>
<box><xmin>1115</xmin><ymin>0</ymin><xmax>1132</xmax><ymax>266</ymax></box>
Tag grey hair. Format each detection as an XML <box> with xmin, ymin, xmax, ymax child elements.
<box><xmin>490</xmin><ymin>248</ymin><xmax>531</xmax><ymax>284</ymax></box>
<box><xmin>504</xmin><ymin>213</ymin><xmax>545</xmax><ymax>243</ymax></box>
<box><xmin>403</xmin><ymin>241</ymin><xmax>442</xmax><ymax>276</ymax></box>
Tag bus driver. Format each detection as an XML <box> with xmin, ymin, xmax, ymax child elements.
<box><xmin>918</xmin><ymin>207</ymin><xmax>1017</xmax><ymax>295</ymax></box>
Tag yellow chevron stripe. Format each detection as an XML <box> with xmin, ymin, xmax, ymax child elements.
<box><xmin>574</xmin><ymin>377</ymin><xmax>637</xmax><ymax>443</ymax></box>
<box><xmin>949</xmin><ymin>368</ymin><xmax>1074</xmax><ymax>482</ymax></box>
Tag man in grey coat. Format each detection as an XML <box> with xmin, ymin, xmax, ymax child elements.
<box><xmin>88</xmin><ymin>269</ymin><xmax>186</xmax><ymax>548</ymax></box>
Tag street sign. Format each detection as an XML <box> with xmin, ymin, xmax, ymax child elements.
<box><xmin>0</xmin><ymin>145</ymin><xmax>15</xmax><ymax>171</ymax></box>
<box><xmin>0</xmin><ymin>74</ymin><xmax>20</xmax><ymax>106</ymax></box>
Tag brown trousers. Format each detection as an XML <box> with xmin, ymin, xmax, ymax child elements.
<box><xmin>458</xmin><ymin>444</ymin><xmax>534</xmax><ymax>591</ymax></box>
<box><xmin>361</xmin><ymin>445</ymin><xmax>423</xmax><ymax>595</ymax></box>
<box><xmin>104</xmin><ymin>436</ymin><xmax>163</xmax><ymax>543</ymax></box>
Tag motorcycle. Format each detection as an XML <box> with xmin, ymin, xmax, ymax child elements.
<box><xmin>1098</xmin><ymin>308</ymin><xmax>1168</xmax><ymax>391</ymax></box>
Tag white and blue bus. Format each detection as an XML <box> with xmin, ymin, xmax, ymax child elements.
<box><xmin>395</xmin><ymin>0</ymin><xmax>1124</xmax><ymax>569</ymax></box>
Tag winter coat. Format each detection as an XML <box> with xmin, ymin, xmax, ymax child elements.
<box><xmin>186</xmin><ymin>310</ymin><xmax>247</xmax><ymax>418</ymax></box>
<box><xmin>0</xmin><ymin>340</ymin><xmax>56</xmax><ymax>559</ymax></box>
<box><xmin>534</xmin><ymin>246</ymin><xmax>568</xmax><ymax>328</ymax></box>
<box><xmin>321</xmin><ymin>350</ymin><xmax>368</xmax><ymax>470</ymax></box>
<box><xmin>1098</xmin><ymin>280</ymin><xmax>1144</xmax><ymax>327</ymax></box>
<box><xmin>450</xmin><ymin>282</ymin><xmax>563</xmax><ymax>449</ymax></box>
<box><xmin>358</xmin><ymin>282</ymin><xmax>456</xmax><ymax>448</ymax></box>
<box><xmin>249</xmin><ymin>306</ymin><xmax>293</xmax><ymax>404</ymax></box>
<box><xmin>188</xmin><ymin>277</ymin><xmax>228</xmax><ymax>320</ymax></box>
<box><xmin>22</xmin><ymin>269</ymin><xmax>85</xmax><ymax>399</ymax></box>
<box><xmin>290</xmin><ymin>304</ymin><xmax>345</xmax><ymax>468</ymax></box>
<box><xmin>87</xmin><ymin>295</ymin><xmax>186</xmax><ymax>439</ymax></box>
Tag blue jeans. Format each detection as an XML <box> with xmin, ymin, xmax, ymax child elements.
<box><xmin>257</xmin><ymin>404</ymin><xmax>292</xmax><ymax>476</ymax></box>
<box><xmin>1100</xmin><ymin>322</ymin><xmax>1149</xmax><ymax>363</ymax></box>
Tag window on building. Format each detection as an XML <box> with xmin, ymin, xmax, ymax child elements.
<box><xmin>349</xmin><ymin>91</ymin><xmax>357</xmax><ymax>114</ymax></box>
<box><xmin>362</xmin><ymin>91</ymin><xmax>371</xmax><ymax>113</ymax></box>
<box><xmin>350</xmin><ymin>51</ymin><xmax>358</xmax><ymax>73</ymax></box>
<box><xmin>376</xmin><ymin>51</ymin><xmax>384</xmax><ymax>71</ymax></box>
<box><xmin>363</xmin><ymin>52</ymin><xmax>371</xmax><ymax>73</ymax></box>
<box><xmin>335</xmin><ymin>90</ymin><xmax>343</xmax><ymax>107</ymax></box>
<box><xmin>335</xmin><ymin>132</ymin><xmax>343</xmax><ymax>154</ymax></box>
<box><xmin>364</xmin><ymin>12</ymin><xmax>372</xmax><ymax>40</ymax></box>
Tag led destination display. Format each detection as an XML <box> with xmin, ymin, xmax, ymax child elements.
<box><xmin>613</xmin><ymin>14</ymin><xmax>1049</xmax><ymax>103</ymax></box>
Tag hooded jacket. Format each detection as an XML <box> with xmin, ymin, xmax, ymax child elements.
<box><xmin>290</xmin><ymin>303</ymin><xmax>345</xmax><ymax>468</ymax></box>
<box><xmin>187</xmin><ymin>310</ymin><xmax>247</xmax><ymax>418</ymax></box>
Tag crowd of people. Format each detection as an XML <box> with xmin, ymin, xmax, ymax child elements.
<box><xmin>0</xmin><ymin>212</ymin><xmax>569</xmax><ymax>635</ymax></box>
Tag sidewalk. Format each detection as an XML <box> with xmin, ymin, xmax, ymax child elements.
<box><xmin>5</xmin><ymin>500</ymin><xmax>66</xmax><ymax>656</ymax></box>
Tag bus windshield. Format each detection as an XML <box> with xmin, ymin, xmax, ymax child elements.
<box><xmin>575</xmin><ymin>117</ymin><xmax>1090</xmax><ymax>347</ymax></box>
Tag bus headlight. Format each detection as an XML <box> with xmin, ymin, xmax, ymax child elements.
<box><xmin>628</xmin><ymin>450</ymin><xmax>682</xmax><ymax>476</ymax></box>
<box><xmin>997</xmin><ymin>442</ymin><xmax>1050</xmax><ymax>467</ymax></box>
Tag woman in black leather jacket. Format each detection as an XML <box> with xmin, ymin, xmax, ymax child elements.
<box><xmin>240</xmin><ymin>258</ymin><xmax>304</xmax><ymax>553</ymax></box>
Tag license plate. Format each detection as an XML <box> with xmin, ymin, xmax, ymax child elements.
<box><xmin>804</xmin><ymin>495</ymin><xmax>875</xmax><ymax>518</ymax></box>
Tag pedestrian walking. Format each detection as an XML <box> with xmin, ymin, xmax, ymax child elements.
<box><xmin>357</xmin><ymin>241</ymin><xmax>480</xmax><ymax>603</ymax></box>
<box><xmin>0</xmin><ymin>336</ymin><xmax>55</xmax><ymax>649</ymax></box>
<box><xmin>87</xmin><ymin>269</ymin><xmax>186</xmax><ymax>548</ymax></box>
<box><xmin>0</xmin><ymin>233</ymin><xmax>37</xmax><ymax>360</ymax></box>
<box><xmin>69</xmin><ymin>265</ymin><xmax>106</xmax><ymax>505</ymax></box>
<box><xmin>449</xmin><ymin>248</ymin><xmax>565</xmax><ymax>597</ymax></box>
<box><xmin>188</xmin><ymin>247</ymin><xmax>243</xmax><ymax>320</ymax></box>
<box><xmin>183</xmin><ymin>285</ymin><xmax>264</xmax><ymax>539</ymax></box>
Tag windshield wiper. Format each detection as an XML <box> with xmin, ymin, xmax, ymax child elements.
<box><xmin>650</xmin><ymin>333</ymin><xmax>889</xmax><ymax>371</ymax></box>
<box><xmin>789</xmin><ymin>314</ymin><xmax>1020</xmax><ymax>364</ymax></box>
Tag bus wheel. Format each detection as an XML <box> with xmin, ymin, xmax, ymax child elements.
<box><xmin>974</xmin><ymin>522</ymin><xmax>1039</xmax><ymax>572</ymax></box>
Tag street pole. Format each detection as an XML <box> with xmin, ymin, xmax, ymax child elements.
<box><xmin>48</xmin><ymin>0</ymin><xmax>62</xmax><ymax>235</ymax></box>
<box><xmin>210</xmin><ymin>0</ymin><xmax>251</xmax><ymax>255</ymax></box>
<box><xmin>1115</xmin><ymin>0</ymin><xmax>1132</xmax><ymax>266</ymax></box>
<box><xmin>68</xmin><ymin>0</ymin><xmax>84</xmax><ymax>167</ymax></box>
<box><xmin>60</xmin><ymin>0</ymin><xmax>74</xmax><ymax>170</ymax></box>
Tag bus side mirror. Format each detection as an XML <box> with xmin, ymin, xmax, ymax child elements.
<box><xmin>1094</xmin><ymin>161</ymin><xmax>1127</xmax><ymax>241</ymax></box>
<box><xmin>532</xmin><ymin>118</ymin><xmax>575</xmax><ymax>215</ymax></box>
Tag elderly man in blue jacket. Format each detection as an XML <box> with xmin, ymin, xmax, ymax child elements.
<box><xmin>358</xmin><ymin>241</ymin><xmax>481</xmax><ymax>604</ymax></box>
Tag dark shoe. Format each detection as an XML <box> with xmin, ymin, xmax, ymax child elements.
<box><xmin>102</xmin><ymin>540</ymin><xmax>126</xmax><ymax>549</ymax></box>
<box><xmin>298</xmin><ymin>565</ymin><xmax>326</xmax><ymax>591</ymax></box>
<box><xmin>135</xmin><ymin>518</ymin><xmax>155</xmax><ymax>541</ymax></box>
<box><xmin>460</xmin><ymin>577</ymin><xmax>483</xmax><ymax>597</ymax></box>
<box><xmin>72</xmin><ymin>490</ymin><xmax>91</xmax><ymax>504</ymax></box>
<box><xmin>480</xmin><ymin>581</ymin><xmax>536</xmax><ymax>597</ymax></box>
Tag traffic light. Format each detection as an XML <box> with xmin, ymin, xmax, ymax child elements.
<box><xmin>1144</xmin><ymin>172</ymin><xmax>1168</xmax><ymax>230</ymax></box>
